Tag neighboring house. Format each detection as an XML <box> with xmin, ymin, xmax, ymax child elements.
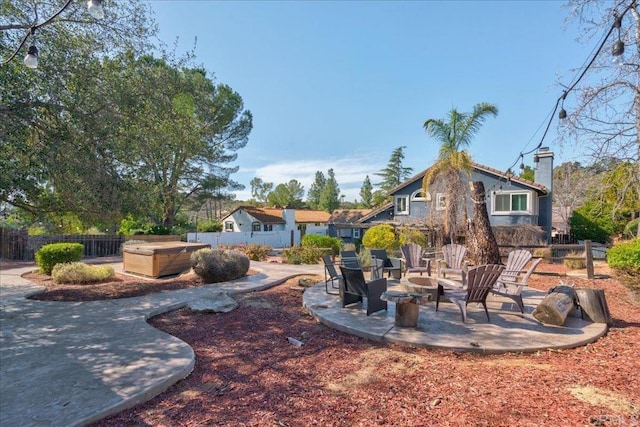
<box><xmin>352</xmin><ymin>148</ymin><xmax>555</xmax><ymax>243</ymax></box>
<box><xmin>221</xmin><ymin>206</ymin><xmax>331</xmax><ymax>236</ymax></box>
<box><xmin>327</xmin><ymin>209</ymin><xmax>373</xmax><ymax>243</ymax></box>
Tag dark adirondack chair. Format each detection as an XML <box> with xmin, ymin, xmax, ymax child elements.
<box><xmin>322</xmin><ymin>255</ymin><xmax>342</xmax><ymax>295</ymax></box>
<box><xmin>491</xmin><ymin>253</ymin><xmax>542</xmax><ymax>313</ymax></box>
<box><xmin>401</xmin><ymin>243</ymin><xmax>431</xmax><ymax>277</ymax></box>
<box><xmin>340</xmin><ymin>250</ymin><xmax>360</xmax><ymax>269</ymax></box>
<box><xmin>369</xmin><ymin>249</ymin><xmax>402</xmax><ymax>279</ymax></box>
<box><xmin>436</xmin><ymin>264</ymin><xmax>504</xmax><ymax>323</ymax></box>
<box><xmin>339</xmin><ymin>266</ymin><xmax>388</xmax><ymax>316</ymax></box>
<box><xmin>436</xmin><ymin>244</ymin><xmax>469</xmax><ymax>286</ymax></box>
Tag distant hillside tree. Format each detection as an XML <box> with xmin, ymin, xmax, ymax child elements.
<box><xmin>360</xmin><ymin>175</ymin><xmax>373</xmax><ymax>208</ymax></box>
<box><xmin>375</xmin><ymin>146</ymin><xmax>414</xmax><ymax>192</ymax></box>
<box><xmin>319</xmin><ymin>169</ymin><xmax>341</xmax><ymax>213</ymax></box>
<box><xmin>307</xmin><ymin>171</ymin><xmax>326</xmax><ymax>210</ymax></box>
<box><xmin>267</xmin><ymin>180</ymin><xmax>305</xmax><ymax>208</ymax></box>
<box><xmin>250</xmin><ymin>177</ymin><xmax>273</xmax><ymax>205</ymax></box>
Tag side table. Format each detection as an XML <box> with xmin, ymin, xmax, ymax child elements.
<box><xmin>381</xmin><ymin>291</ymin><xmax>430</xmax><ymax>328</ymax></box>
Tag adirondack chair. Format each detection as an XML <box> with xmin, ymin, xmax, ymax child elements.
<box><xmin>339</xmin><ymin>266</ymin><xmax>388</xmax><ymax>316</ymax></box>
<box><xmin>436</xmin><ymin>264</ymin><xmax>505</xmax><ymax>323</ymax></box>
<box><xmin>322</xmin><ymin>255</ymin><xmax>342</xmax><ymax>295</ymax></box>
<box><xmin>490</xmin><ymin>256</ymin><xmax>543</xmax><ymax>313</ymax></box>
<box><xmin>436</xmin><ymin>244</ymin><xmax>469</xmax><ymax>286</ymax></box>
<box><xmin>370</xmin><ymin>249</ymin><xmax>403</xmax><ymax>279</ymax></box>
<box><xmin>340</xmin><ymin>250</ymin><xmax>360</xmax><ymax>269</ymax></box>
<box><xmin>400</xmin><ymin>243</ymin><xmax>431</xmax><ymax>277</ymax></box>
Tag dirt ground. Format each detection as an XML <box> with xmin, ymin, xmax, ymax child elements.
<box><xmin>10</xmin><ymin>260</ymin><xmax>640</xmax><ymax>426</ymax></box>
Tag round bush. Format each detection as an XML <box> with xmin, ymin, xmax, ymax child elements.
<box><xmin>190</xmin><ymin>248</ymin><xmax>250</xmax><ymax>283</ymax></box>
<box><xmin>607</xmin><ymin>238</ymin><xmax>640</xmax><ymax>276</ymax></box>
<box><xmin>35</xmin><ymin>243</ymin><xmax>84</xmax><ymax>275</ymax></box>
<box><xmin>362</xmin><ymin>224</ymin><xmax>397</xmax><ymax>250</ymax></box>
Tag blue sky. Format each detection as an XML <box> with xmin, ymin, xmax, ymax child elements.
<box><xmin>150</xmin><ymin>1</ymin><xmax>591</xmax><ymax>202</ymax></box>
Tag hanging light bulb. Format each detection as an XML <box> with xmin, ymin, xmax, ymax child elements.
<box><xmin>612</xmin><ymin>40</ymin><xmax>625</xmax><ymax>64</ymax></box>
<box><xmin>558</xmin><ymin>108</ymin><xmax>567</xmax><ymax>119</ymax></box>
<box><xmin>558</xmin><ymin>90</ymin><xmax>567</xmax><ymax>119</ymax></box>
<box><xmin>87</xmin><ymin>0</ymin><xmax>104</xmax><ymax>19</ymax></box>
<box><xmin>612</xmin><ymin>12</ymin><xmax>624</xmax><ymax>64</ymax></box>
<box><xmin>24</xmin><ymin>45</ymin><xmax>38</xmax><ymax>69</ymax></box>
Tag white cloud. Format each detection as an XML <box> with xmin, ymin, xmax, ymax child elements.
<box><xmin>235</xmin><ymin>155</ymin><xmax>386</xmax><ymax>202</ymax></box>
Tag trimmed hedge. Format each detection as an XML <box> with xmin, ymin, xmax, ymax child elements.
<box><xmin>35</xmin><ymin>243</ymin><xmax>84</xmax><ymax>275</ymax></box>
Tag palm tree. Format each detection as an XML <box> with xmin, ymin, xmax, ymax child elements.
<box><xmin>422</xmin><ymin>102</ymin><xmax>498</xmax><ymax>244</ymax></box>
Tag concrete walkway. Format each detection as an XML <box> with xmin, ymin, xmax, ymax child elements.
<box><xmin>0</xmin><ymin>261</ymin><xmax>323</xmax><ymax>427</ymax></box>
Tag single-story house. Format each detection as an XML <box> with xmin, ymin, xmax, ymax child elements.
<box><xmin>221</xmin><ymin>206</ymin><xmax>331</xmax><ymax>236</ymax></box>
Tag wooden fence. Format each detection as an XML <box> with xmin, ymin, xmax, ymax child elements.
<box><xmin>0</xmin><ymin>228</ymin><xmax>181</xmax><ymax>261</ymax></box>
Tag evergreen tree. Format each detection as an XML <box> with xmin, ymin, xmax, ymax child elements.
<box><xmin>375</xmin><ymin>146</ymin><xmax>414</xmax><ymax>192</ymax></box>
<box><xmin>360</xmin><ymin>175</ymin><xmax>373</xmax><ymax>208</ymax></box>
<box><xmin>250</xmin><ymin>177</ymin><xmax>273</xmax><ymax>204</ymax></box>
<box><xmin>267</xmin><ymin>180</ymin><xmax>305</xmax><ymax>208</ymax></box>
<box><xmin>319</xmin><ymin>169</ymin><xmax>340</xmax><ymax>213</ymax></box>
<box><xmin>307</xmin><ymin>171</ymin><xmax>326</xmax><ymax>210</ymax></box>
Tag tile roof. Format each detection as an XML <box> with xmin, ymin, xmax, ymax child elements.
<box><xmin>241</xmin><ymin>206</ymin><xmax>285</xmax><ymax>224</ymax></box>
<box><xmin>225</xmin><ymin>206</ymin><xmax>330</xmax><ymax>224</ymax></box>
<box><xmin>295</xmin><ymin>210</ymin><xmax>331</xmax><ymax>223</ymax></box>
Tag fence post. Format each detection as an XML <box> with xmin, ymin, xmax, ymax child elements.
<box><xmin>585</xmin><ymin>240</ymin><xmax>594</xmax><ymax>279</ymax></box>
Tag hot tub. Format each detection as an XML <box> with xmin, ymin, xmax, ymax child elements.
<box><xmin>123</xmin><ymin>242</ymin><xmax>210</xmax><ymax>278</ymax></box>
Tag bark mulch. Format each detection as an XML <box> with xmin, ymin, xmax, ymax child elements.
<box><xmin>90</xmin><ymin>267</ymin><xmax>639</xmax><ymax>427</ymax></box>
<box><xmin>15</xmin><ymin>261</ymin><xmax>640</xmax><ymax>425</ymax></box>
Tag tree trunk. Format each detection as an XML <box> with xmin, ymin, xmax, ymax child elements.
<box><xmin>467</xmin><ymin>181</ymin><xmax>501</xmax><ymax>265</ymax></box>
<box><xmin>532</xmin><ymin>284</ymin><xmax>577</xmax><ymax>326</ymax></box>
<box><xmin>575</xmin><ymin>288</ymin><xmax>612</xmax><ymax>325</ymax></box>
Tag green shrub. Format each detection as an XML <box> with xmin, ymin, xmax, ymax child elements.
<box><xmin>623</xmin><ymin>218</ymin><xmax>639</xmax><ymax>239</ymax></box>
<box><xmin>569</xmin><ymin>200</ymin><xmax>627</xmax><ymax>243</ymax></box>
<box><xmin>397</xmin><ymin>225</ymin><xmax>427</xmax><ymax>247</ymax></box>
<box><xmin>219</xmin><ymin>243</ymin><xmax>272</xmax><ymax>261</ymax></box>
<box><xmin>190</xmin><ymin>248</ymin><xmax>250</xmax><ymax>283</ymax></box>
<box><xmin>118</xmin><ymin>215</ymin><xmax>151</xmax><ymax>235</ymax></box>
<box><xmin>148</xmin><ymin>225</ymin><xmax>172</xmax><ymax>235</ymax></box>
<box><xmin>197</xmin><ymin>219</ymin><xmax>223</xmax><ymax>232</ymax></box>
<box><xmin>52</xmin><ymin>262</ymin><xmax>115</xmax><ymax>284</ymax></box>
<box><xmin>35</xmin><ymin>243</ymin><xmax>84</xmax><ymax>275</ymax></box>
<box><xmin>301</xmin><ymin>234</ymin><xmax>342</xmax><ymax>256</ymax></box>
<box><xmin>607</xmin><ymin>238</ymin><xmax>640</xmax><ymax>277</ymax></box>
<box><xmin>362</xmin><ymin>224</ymin><xmax>397</xmax><ymax>250</ymax></box>
<box><xmin>281</xmin><ymin>246</ymin><xmax>324</xmax><ymax>265</ymax></box>
<box><xmin>564</xmin><ymin>252</ymin><xmax>586</xmax><ymax>269</ymax></box>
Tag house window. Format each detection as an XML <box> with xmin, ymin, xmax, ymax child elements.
<box><xmin>252</xmin><ymin>222</ymin><xmax>261</xmax><ymax>232</ymax></box>
<box><xmin>436</xmin><ymin>193</ymin><xmax>446</xmax><ymax>211</ymax></box>
<box><xmin>264</xmin><ymin>224</ymin><xmax>273</xmax><ymax>231</ymax></box>
<box><xmin>224</xmin><ymin>221</ymin><xmax>234</xmax><ymax>231</ymax></box>
<box><xmin>411</xmin><ymin>190</ymin><xmax>430</xmax><ymax>201</ymax></box>
<box><xmin>353</xmin><ymin>228</ymin><xmax>361</xmax><ymax>238</ymax></box>
<box><xmin>493</xmin><ymin>191</ymin><xmax>531</xmax><ymax>214</ymax></box>
<box><xmin>396</xmin><ymin>196</ymin><xmax>409</xmax><ymax>215</ymax></box>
